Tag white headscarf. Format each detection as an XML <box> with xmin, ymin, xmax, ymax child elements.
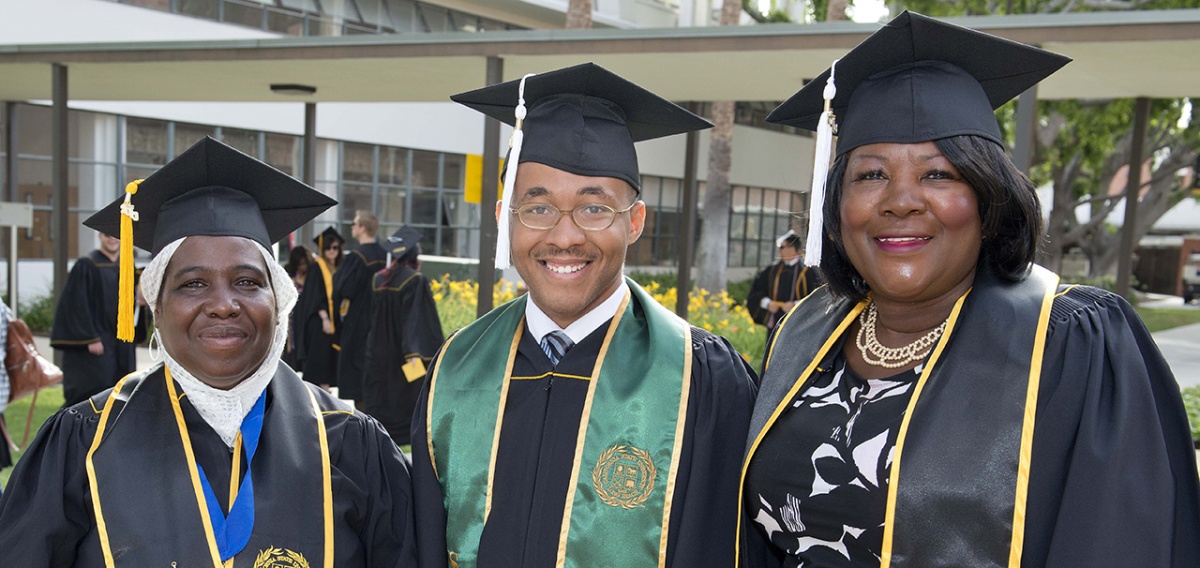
<box><xmin>140</xmin><ymin>236</ymin><xmax>298</xmax><ymax>448</ymax></box>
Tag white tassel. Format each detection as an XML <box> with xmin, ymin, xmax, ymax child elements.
<box><xmin>495</xmin><ymin>73</ymin><xmax>537</xmax><ymax>270</ymax></box>
<box><xmin>805</xmin><ymin>60</ymin><xmax>838</xmax><ymax>267</ymax></box>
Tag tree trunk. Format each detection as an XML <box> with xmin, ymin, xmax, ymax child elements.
<box><xmin>565</xmin><ymin>0</ymin><xmax>593</xmax><ymax>29</ymax></box>
<box><xmin>695</xmin><ymin>0</ymin><xmax>742</xmax><ymax>293</ymax></box>
<box><xmin>827</xmin><ymin>0</ymin><xmax>849</xmax><ymax>21</ymax></box>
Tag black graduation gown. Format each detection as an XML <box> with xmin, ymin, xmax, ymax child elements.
<box><xmin>0</xmin><ymin>364</ymin><xmax>418</xmax><ymax>567</ymax></box>
<box><xmin>50</xmin><ymin>250</ymin><xmax>146</xmax><ymax>407</ymax></box>
<box><xmin>334</xmin><ymin>242</ymin><xmax>387</xmax><ymax>401</ymax></box>
<box><xmin>294</xmin><ymin>260</ymin><xmax>338</xmax><ymax>385</ymax></box>
<box><xmin>740</xmin><ymin>284</ymin><xmax>1200</xmax><ymax>568</ymax></box>
<box><xmin>746</xmin><ymin>260</ymin><xmax>823</xmax><ymax>330</ymax></box>
<box><xmin>362</xmin><ymin>265</ymin><xmax>445</xmax><ymax>445</ymax></box>
<box><xmin>411</xmin><ymin>321</ymin><xmax>759</xmax><ymax>568</ymax></box>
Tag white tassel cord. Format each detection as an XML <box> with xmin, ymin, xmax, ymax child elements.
<box><xmin>805</xmin><ymin>60</ymin><xmax>839</xmax><ymax>267</ymax></box>
<box><xmin>495</xmin><ymin>73</ymin><xmax>537</xmax><ymax>270</ymax></box>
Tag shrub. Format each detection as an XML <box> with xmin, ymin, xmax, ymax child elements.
<box><xmin>1182</xmin><ymin>385</ymin><xmax>1200</xmax><ymax>447</ymax></box>
<box><xmin>18</xmin><ymin>294</ymin><xmax>56</xmax><ymax>333</ymax></box>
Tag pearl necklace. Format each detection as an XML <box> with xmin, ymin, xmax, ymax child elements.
<box><xmin>855</xmin><ymin>303</ymin><xmax>948</xmax><ymax>369</ymax></box>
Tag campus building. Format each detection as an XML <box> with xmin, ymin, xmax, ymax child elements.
<box><xmin>0</xmin><ymin>0</ymin><xmax>816</xmax><ymax>302</ymax></box>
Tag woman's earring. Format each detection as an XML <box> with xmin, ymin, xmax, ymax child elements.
<box><xmin>149</xmin><ymin>328</ymin><xmax>162</xmax><ymax>362</ymax></box>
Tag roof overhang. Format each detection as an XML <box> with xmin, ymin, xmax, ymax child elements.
<box><xmin>1</xmin><ymin>10</ymin><xmax>1198</xmax><ymax>104</ymax></box>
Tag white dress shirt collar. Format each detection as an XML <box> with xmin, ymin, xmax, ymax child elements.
<box><xmin>525</xmin><ymin>280</ymin><xmax>630</xmax><ymax>346</ymax></box>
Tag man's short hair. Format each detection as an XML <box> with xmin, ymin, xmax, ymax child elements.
<box><xmin>355</xmin><ymin>210</ymin><xmax>379</xmax><ymax>237</ymax></box>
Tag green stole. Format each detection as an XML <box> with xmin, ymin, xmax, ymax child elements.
<box><xmin>739</xmin><ymin>266</ymin><xmax>1059</xmax><ymax>568</ymax></box>
<box><xmin>85</xmin><ymin>365</ymin><xmax>335</xmax><ymax>568</ymax></box>
<box><xmin>427</xmin><ymin>279</ymin><xmax>691</xmax><ymax>567</ymax></box>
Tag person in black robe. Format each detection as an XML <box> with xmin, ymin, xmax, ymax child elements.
<box><xmin>740</xmin><ymin>13</ymin><xmax>1200</xmax><ymax>567</ymax></box>
<box><xmin>411</xmin><ymin>63</ymin><xmax>758</xmax><ymax>567</ymax></box>
<box><xmin>0</xmin><ymin>137</ymin><xmax>417</xmax><ymax>566</ymax></box>
<box><xmin>282</xmin><ymin>244</ymin><xmax>310</xmax><ymax>371</ymax></box>
<box><xmin>293</xmin><ymin>228</ymin><xmax>343</xmax><ymax>388</ymax></box>
<box><xmin>50</xmin><ymin>232</ymin><xmax>147</xmax><ymax>407</ymax></box>
<box><xmin>746</xmin><ymin>230</ymin><xmax>823</xmax><ymax>331</ymax></box>
<box><xmin>362</xmin><ymin>226</ymin><xmax>444</xmax><ymax>445</ymax></box>
<box><xmin>333</xmin><ymin>211</ymin><xmax>387</xmax><ymax>405</ymax></box>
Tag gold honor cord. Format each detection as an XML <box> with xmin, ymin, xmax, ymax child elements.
<box><xmin>307</xmin><ymin>385</ymin><xmax>336</xmax><ymax>568</ymax></box>
<box><xmin>316</xmin><ymin>257</ymin><xmax>336</xmax><ymax>333</ymax></box>
<box><xmin>658</xmin><ymin>323</ymin><xmax>693</xmax><ymax>568</ymax></box>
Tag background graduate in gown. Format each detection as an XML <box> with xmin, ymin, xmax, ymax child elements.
<box><xmin>0</xmin><ymin>137</ymin><xmax>417</xmax><ymax>567</ymax></box>
<box><xmin>362</xmin><ymin>225</ymin><xmax>444</xmax><ymax>445</ymax></box>
<box><xmin>293</xmin><ymin>227</ymin><xmax>343</xmax><ymax>389</ymax></box>
<box><xmin>411</xmin><ymin>63</ymin><xmax>759</xmax><ymax>568</ymax></box>
<box><xmin>50</xmin><ymin>232</ymin><xmax>147</xmax><ymax>407</ymax></box>
<box><xmin>740</xmin><ymin>12</ymin><xmax>1200</xmax><ymax>568</ymax></box>
<box><xmin>333</xmin><ymin>211</ymin><xmax>387</xmax><ymax>407</ymax></box>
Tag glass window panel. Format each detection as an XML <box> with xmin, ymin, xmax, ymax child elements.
<box><xmin>177</xmin><ymin>0</ymin><xmax>219</xmax><ymax>19</ymax></box>
<box><xmin>223</xmin><ymin>2</ymin><xmax>266</xmax><ymax>29</ymax></box>
<box><xmin>126</xmin><ymin>117</ymin><xmax>169</xmax><ymax>166</ymax></box>
<box><xmin>127</xmin><ymin>0</ymin><xmax>172</xmax><ymax>10</ymax></box>
<box><xmin>379</xmin><ymin>146</ymin><xmax>408</xmax><ymax>185</ymax></box>
<box><xmin>342</xmin><ymin>142</ymin><xmax>374</xmax><ymax>183</ymax></box>
<box><xmin>173</xmin><ymin>123</ymin><xmax>213</xmax><ymax>158</ymax></box>
<box><xmin>266</xmin><ymin>9</ymin><xmax>306</xmax><ymax>35</ymax></box>
<box><xmin>321</xmin><ymin>0</ymin><xmax>358</xmax><ymax>20</ymax></box>
<box><xmin>411</xmin><ymin>188</ymin><xmax>438</xmax><ymax>225</ymax></box>
<box><xmin>219</xmin><ymin>128</ymin><xmax>259</xmax><ymax>157</ymax></box>
<box><xmin>341</xmin><ymin>183</ymin><xmax>373</xmax><ymax>224</ymax></box>
<box><xmin>411</xmin><ymin>150</ymin><xmax>439</xmax><ymax>188</ymax></box>
<box><xmin>379</xmin><ymin>185</ymin><xmax>406</xmax><ymax>225</ymax></box>
<box><xmin>385</xmin><ymin>0</ymin><xmax>417</xmax><ymax>32</ymax></box>
<box><xmin>354</xmin><ymin>0</ymin><xmax>389</xmax><ymax>27</ymax></box>
<box><xmin>263</xmin><ymin>133</ymin><xmax>298</xmax><ymax>176</ymax></box>
<box><xmin>442</xmin><ymin>154</ymin><xmax>464</xmax><ymax>189</ymax></box>
<box><xmin>16</xmin><ymin>104</ymin><xmax>52</xmax><ymax>156</ymax></box>
<box><xmin>417</xmin><ymin>4</ymin><xmax>448</xmax><ymax>32</ymax></box>
<box><xmin>279</xmin><ymin>0</ymin><xmax>319</xmax><ymax>11</ymax></box>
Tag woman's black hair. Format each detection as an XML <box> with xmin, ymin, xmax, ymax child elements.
<box><xmin>818</xmin><ymin>135</ymin><xmax>1043</xmax><ymax>302</ymax></box>
<box><xmin>285</xmin><ymin>245</ymin><xmax>310</xmax><ymax>278</ymax></box>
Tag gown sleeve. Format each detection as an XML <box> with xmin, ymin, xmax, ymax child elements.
<box><xmin>746</xmin><ymin>266</ymin><xmax>772</xmax><ymax>326</ymax></box>
<box><xmin>330</xmin><ymin>411</ymin><xmax>419</xmax><ymax>567</ymax></box>
<box><xmin>1023</xmin><ymin>285</ymin><xmax>1200</xmax><ymax>567</ymax></box>
<box><xmin>50</xmin><ymin>259</ymin><xmax>102</xmax><ymax>349</ymax></box>
<box><xmin>666</xmin><ymin>328</ymin><xmax>759</xmax><ymax>568</ymax></box>
<box><xmin>332</xmin><ymin>251</ymin><xmax>368</xmax><ymax>331</ymax></box>
<box><xmin>0</xmin><ymin>405</ymin><xmax>100</xmax><ymax>566</ymax></box>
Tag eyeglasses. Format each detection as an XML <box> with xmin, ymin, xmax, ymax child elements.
<box><xmin>510</xmin><ymin>202</ymin><xmax>636</xmax><ymax>231</ymax></box>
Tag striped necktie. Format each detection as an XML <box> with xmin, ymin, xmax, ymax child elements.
<box><xmin>540</xmin><ymin>330</ymin><xmax>574</xmax><ymax>366</ymax></box>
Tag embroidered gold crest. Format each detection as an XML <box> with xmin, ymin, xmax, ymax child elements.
<box><xmin>252</xmin><ymin>546</ymin><xmax>311</xmax><ymax>568</ymax></box>
<box><xmin>592</xmin><ymin>444</ymin><xmax>656</xmax><ymax>509</ymax></box>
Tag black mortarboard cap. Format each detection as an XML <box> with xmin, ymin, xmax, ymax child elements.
<box><xmin>313</xmin><ymin>226</ymin><xmax>345</xmax><ymax>251</ymax></box>
<box><xmin>766</xmin><ymin>11</ymin><xmax>1071</xmax><ymax>155</ymax></box>
<box><xmin>450</xmin><ymin>62</ymin><xmax>712</xmax><ymax>191</ymax></box>
<box><xmin>385</xmin><ymin>225</ymin><xmax>422</xmax><ymax>256</ymax></box>
<box><xmin>84</xmin><ymin>136</ymin><xmax>336</xmax><ymax>254</ymax></box>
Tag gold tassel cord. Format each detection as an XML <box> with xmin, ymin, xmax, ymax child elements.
<box><xmin>117</xmin><ymin>179</ymin><xmax>142</xmax><ymax>342</ymax></box>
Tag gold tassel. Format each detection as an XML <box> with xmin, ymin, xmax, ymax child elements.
<box><xmin>117</xmin><ymin>179</ymin><xmax>142</xmax><ymax>342</ymax></box>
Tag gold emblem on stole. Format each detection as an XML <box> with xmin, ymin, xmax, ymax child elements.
<box><xmin>252</xmin><ymin>546</ymin><xmax>311</xmax><ymax>568</ymax></box>
<box><xmin>592</xmin><ymin>444</ymin><xmax>657</xmax><ymax>509</ymax></box>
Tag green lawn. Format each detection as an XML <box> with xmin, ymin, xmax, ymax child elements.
<box><xmin>2</xmin><ymin>386</ymin><xmax>64</xmax><ymax>490</ymax></box>
<box><xmin>1135</xmin><ymin>306</ymin><xmax>1200</xmax><ymax>333</ymax></box>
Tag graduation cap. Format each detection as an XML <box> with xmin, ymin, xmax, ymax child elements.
<box><xmin>84</xmin><ymin>136</ymin><xmax>336</xmax><ymax>341</ymax></box>
<box><xmin>766</xmin><ymin>11</ymin><xmax>1070</xmax><ymax>266</ymax></box>
<box><xmin>385</xmin><ymin>225</ymin><xmax>422</xmax><ymax>257</ymax></box>
<box><xmin>313</xmin><ymin>226</ymin><xmax>345</xmax><ymax>252</ymax></box>
<box><xmin>451</xmin><ymin>62</ymin><xmax>712</xmax><ymax>269</ymax></box>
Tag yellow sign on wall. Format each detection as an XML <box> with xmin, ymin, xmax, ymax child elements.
<box><xmin>464</xmin><ymin>154</ymin><xmax>504</xmax><ymax>204</ymax></box>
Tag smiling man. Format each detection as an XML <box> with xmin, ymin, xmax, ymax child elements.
<box><xmin>410</xmin><ymin>63</ymin><xmax>759</xmax><ymax>568</ymax></box>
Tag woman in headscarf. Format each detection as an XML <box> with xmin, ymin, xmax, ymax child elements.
<box><xmin>740</xmin><ymin>12</ymin><xmax>1200</xmax><ymax>568</ymax></box>
<box><xmin>0</xmin><ymin>137</ymin><xmax>417</xmax><ymax>567</ymax></box>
